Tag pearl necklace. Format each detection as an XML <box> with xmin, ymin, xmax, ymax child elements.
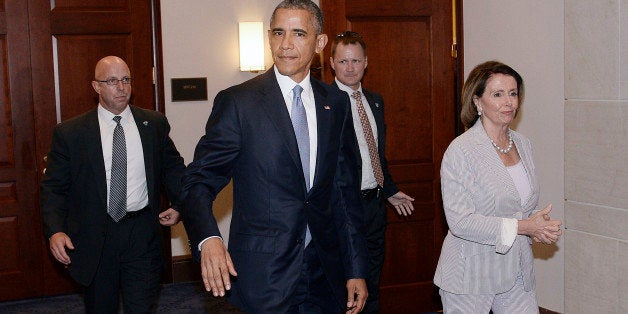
<box><xmin>490</xmin><ymin>131</ymin><xmax>513</xmax><ymax>154</ymax></box>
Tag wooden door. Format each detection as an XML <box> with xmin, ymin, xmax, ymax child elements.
<box><xmin>0</xmin><ymin>0</ymin><xmax>166</xmax><ymax>301</ymax></box>
<box><xmin>321</xmin><ymin>0</ymin><xmax>457</xmax><ymax>312</ymax></box>
<box><xmin>0</xmin><ymin>0</ymin><xmax>45</xmax><ymax>301</ymax></box>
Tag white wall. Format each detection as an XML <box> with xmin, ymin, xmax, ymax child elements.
<box><xmin>463</xmin><ymin>1</ymin><xmax>565</xmax><ymax>312</ymax></box>
<box><xmin>161</xmin><ymin>0</ymin><xmax>279</xmax><ymax>256</ymax></box>
<box><xmin>564</xmin><ymin>1</ymin><xmax>628</xmax><ymax>313</ymax></box>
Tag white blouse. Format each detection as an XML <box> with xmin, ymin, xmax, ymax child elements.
<box><xmin>500</xmin><ymin>159</ymin><xmax>532</xmax><ymax>249</ymax></box>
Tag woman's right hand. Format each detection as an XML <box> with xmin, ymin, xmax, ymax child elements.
<box><xmin>518</xmin><ymin>204</ymin><xmax>562</xmax><ymax>244</ymax></box>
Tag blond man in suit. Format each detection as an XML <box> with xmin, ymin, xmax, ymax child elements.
<box><xmin>330</xmin><ymin>30</ymin><xmax>415</xmax><ymax>313</ymax></box>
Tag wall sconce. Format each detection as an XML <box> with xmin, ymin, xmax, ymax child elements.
<box><xmin>239</xmin><ymin>22</ymin><xmax>265</xmax><ymax>72</ymax></box>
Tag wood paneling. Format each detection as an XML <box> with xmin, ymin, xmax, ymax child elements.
<box><xmin>0</xmin><ymin>217</ymin><xmax>19</xmax><ymax>271</ymax></box>
<box><xmin>0</xmin><ymin>36</ymin><xmax>11</xmax><ymax>166</ymax></box>
<box><xmin>55</xmin><ymin>34</ymin><xmax>133</xmax><ymax>119</ymax></box>
<box><xmin>0</xmin><ymin>0</ymin><xmax>43</xmax><ymax>301</ymax></box>
<box><xmin>53</xmin><ymin>0</ymin><xmax>128</xmax><ymax>10</ymax></box>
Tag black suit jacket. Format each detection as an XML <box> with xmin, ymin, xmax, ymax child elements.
<box><xmin>41</xmin><ymin>106</ymin><xmax>185</xmax><ymax>286</ymax></box>
<box><xmin>331</xmin><ymin>82</ymin><xmax>399</xmax><ymax>198</ymax></box>
<box><xmin>181</xmin><ymin>69</ymin><xmax>368</xmax><ymax>313</ymax></box>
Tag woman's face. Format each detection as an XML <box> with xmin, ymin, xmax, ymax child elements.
<box><xmin>474</xmin><ymin>73</ymin><xmax>519</xmax><ymax>129</ymax></box>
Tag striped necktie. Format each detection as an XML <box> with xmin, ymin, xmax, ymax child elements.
<box><xmin>108</xmin><ymin>115</ymin><xmax>127</xmax><ymax>222</ymax></box>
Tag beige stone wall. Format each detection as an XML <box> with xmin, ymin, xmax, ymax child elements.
<box><xmin>564</xmin><ymin>0</ymin><xmax>628</xmax><ymax>313</ymax></box>
<box><xmin>463</xmin><ymin>1</ymin><xmax>566</xmax><ymax>311</ymax></box>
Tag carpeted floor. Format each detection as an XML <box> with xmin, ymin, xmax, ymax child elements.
<box><xmin>0</xmin><ymin>281</ymin><xmax>244</xmax><ymax>313</ymax></box>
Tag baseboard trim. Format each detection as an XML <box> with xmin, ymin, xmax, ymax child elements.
<box><xmin>172</xmin><ymin>255</ymin><xmax>201</xmax><ymax>283</ymax></box>
<box><xmin>539</xmin><ymin>307</ymin><xmax>560</xmax><ymax>314</ymax></box>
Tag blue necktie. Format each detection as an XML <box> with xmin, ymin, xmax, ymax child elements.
<box><xmin>291</xmin><ymin>85</ymin><xmax>311</xmax><ymax>246</ymax></box>
<box><xmin>109</xmin><ymin>116</ymin><xmax>127</xmax><ymax>222</ymax></box>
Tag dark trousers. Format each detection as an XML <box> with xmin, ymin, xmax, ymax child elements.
<box><xmin>288</xmin><ymin>244</ymin><xmax>344</xmax><ymax>314</ymax></box>
<box><xmin>361</xmin><ymin>189</ymin><xmax>387</xmax><ymax>314</ymax></box>
<box><xmin>83</xmin><ymin>208</ymin><xmax>162</xmax><ymax>314</ymax></box>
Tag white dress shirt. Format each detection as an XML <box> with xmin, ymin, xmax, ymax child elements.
<box><xmin>98</xmin><ymin>105</ymin><xmax>148</xmax><ymax>212</ymax></box>
<box><xmin>334</xmin><ymin>78</ymin><xmax>379</xmax><ymax>190</ymax></box>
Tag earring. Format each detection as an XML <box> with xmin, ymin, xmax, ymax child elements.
<box><xmin>478</xmin><ymin>110</ymin><xmax>482</xmax><ymax>116</ymax></box>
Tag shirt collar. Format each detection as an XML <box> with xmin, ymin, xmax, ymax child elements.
<box><xmin>98</xmin><ymin>104</ymin><xmax>132</xmax><ymax>125</ymax></box>
<box><xmin>334</xmin><ymin>78</ymin><xmax>362</xmax><ymax>96</ymax></box>
<box><xmin>274</xmin><ymin>65</ymin><xmax>312</xmax><ymax>97</ymax></box>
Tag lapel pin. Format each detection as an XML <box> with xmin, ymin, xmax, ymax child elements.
<box><xmin>143</xmin><ymin>121</ymin><xmax>149</xmax><ymax>126</ymax></box>
<box><xmin>324</xmin><ymin>105</ymin><xmax>330</xmax><ymax>110</ymax></box>
<box><xmin>375</xmin><ymin>103</ymin><xmax>380</xmax><ymax>108</ymax></box>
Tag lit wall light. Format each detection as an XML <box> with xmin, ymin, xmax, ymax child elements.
<box><xmin>239</xmin><ymin>22</ymin><xmax>265</xmax><ymax>72</ymax></box>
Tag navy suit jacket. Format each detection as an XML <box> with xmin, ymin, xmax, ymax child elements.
<box><xmin>331</xmin><ymin>82</ymin><xmax>398</xmax><ymax>198</ymax></box>
<box><xmin>181</xmin><ymin>69</ymin><xmax>368</xmax><ymax>312</ymax></box>
<box><xmin>41</xmin><ymin>106</ymin><xmax>185</xmax><ymax>286</ymax></box>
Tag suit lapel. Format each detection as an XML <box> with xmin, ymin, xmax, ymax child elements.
<box><xmin>330</xmin><ymin>80</ymin><xmax>363</xmax><ymax>174</ymax></box>
<box><xmin>471</xmin><ymin>121</ymin><xmax>521</xmax><ymax>206</ymax></box>
<box><xmin>257</xmin><ymin>71</ymin><xmax>305</xmax><ymax>183</ymax></box>
<box><xmin>363</xmin><ymin>90</ymin><xmax>386</xmax><ymax>156</ymax></box>
<box><xmin>131</xmin><ymin>106</ymin><xmax>155</xmax><ymax>202</ymax></box>
<box><xmin>311</xmin><ymin>78</ymin><xmax>331</xmax><ymax>191</ymax></box>
<box><xmin>83</xmin><ymin>110</ymin><xmax>108</xmax><ymax>207</ymax></box>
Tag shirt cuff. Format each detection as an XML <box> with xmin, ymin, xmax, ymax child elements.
<box><xmin>198</xmin><ymin>236</ymin><xmax>223</xmax><ymax>252</ymax></box>
<box><xmin>497</xmin><ymin>218</ymin><xmax>518</xmax><ymax>254</ymax></box>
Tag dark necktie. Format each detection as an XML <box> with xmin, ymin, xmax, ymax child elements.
<box><xmin>352</xmin><ymin>91</ymin><xmax>384</xmax><ymax>187</ymax></box>
<box><xmin>108</xmin><ymin>116</ymin><xmax>127</xmax><ymax>222</ymax></box>
<box><xmin>291</xmin><ymin>85</ymin><xmax>311</xmax><ymax>246</ymax></box>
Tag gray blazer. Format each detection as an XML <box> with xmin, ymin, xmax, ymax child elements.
<box><xmin>434</xmin><ymin>119</ymin><xmax>539</xmax><ymax>294</ymax></box>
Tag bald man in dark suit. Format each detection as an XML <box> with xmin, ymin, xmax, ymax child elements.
<box><xmin>41</xmin><ymin>56</ymin><xmax>185</xmax><ymax>313</ymax></box>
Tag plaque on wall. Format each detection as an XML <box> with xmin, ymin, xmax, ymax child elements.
<box><xmin>171</xmin><ymin>78</ymin><xmax>208</xmax><ymax>101</ymax></box>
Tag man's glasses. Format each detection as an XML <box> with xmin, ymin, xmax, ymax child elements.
<box><xmin>335</xmin><ymin>31</ymin><xmax>362</xmax><ymax>39</ymax></box>
<box><xmin>95</xmin><ymin>77</ymin><xmax>132</xmax><ymax>86</ymax></box>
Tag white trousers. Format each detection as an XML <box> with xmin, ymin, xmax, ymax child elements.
<box><xmin>439</xmin><ymin>273</ymin><xmax>539</xmax><ymax>314</ymax></box>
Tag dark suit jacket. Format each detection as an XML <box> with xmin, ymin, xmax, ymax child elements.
<box><xmin>41</xmin><ymin>105</ymin><xmax>185</xmax><ymax>286</ymax></box>
<box><xmin>331</xmin><ymin>82</ymin><xmax>398</xmax><ymax>198</ymax></box>
<box><xmin>181</xmin><ymin>69</ymin><xmax>368</xmax><ymax>313</ymax></box>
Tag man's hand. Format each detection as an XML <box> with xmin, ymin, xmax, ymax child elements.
<box><xmin>49</xmin><ymin>232</ymin><xmax>74</xmax><ymax>265</ymax></box>
<box><xmin>158</xmin><ymin>208</ymin><xmax>180</xmax><ymax>226</ymax></box>
<box><xmin>200</xmin><ymin>238</ymin><xmax>237</xmax><ymax>297</ymax></box>
<box><xmin>345</xmin><ymin>278</ymin><xmax>368</xmax><ymax>313</ymax></box>
<box><xmin>387</xmin><ymin>191</ymin><xmax>415</xmax><ymax>216</ymax></box>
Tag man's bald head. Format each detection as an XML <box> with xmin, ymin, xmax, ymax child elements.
<box><xmin>94</xmin><ymin>56</ymin><xmax>130</xmax><ymax>79</ymax></box>
<box><xmin>91</xmin><ymin>56</ymin><xmax>132</xmax><ymax>115</ymax></box>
